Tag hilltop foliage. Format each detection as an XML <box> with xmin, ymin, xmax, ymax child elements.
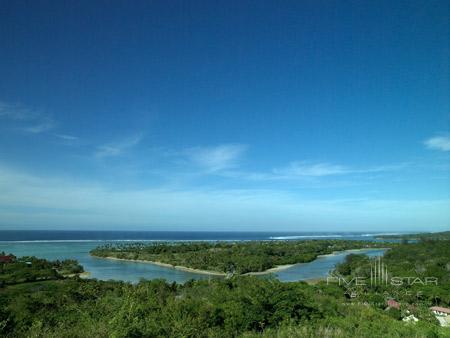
<box><xmin>1</xmin><ymin>275</ymin><xmax>448</xmax><ymax>337</ymax></box>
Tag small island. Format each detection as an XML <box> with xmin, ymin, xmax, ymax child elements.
<box><xmin>90</xmin><ymin>240</ymin><xmax>391</xmax><ymax>275</ymax></box>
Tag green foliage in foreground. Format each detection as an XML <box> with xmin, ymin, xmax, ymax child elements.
<box><xmin>333</xmin><ymin>240</ymin><xmax>450</xmax><ymax>308</ymax></box>
<box><xmin>1</xmin><ymin>276</ymin><xmax>448</xmax><ymax>338</ymax></box>
<box><xmin>90</xmin><ymin>240</ymin><xmax>390</xmax><ymax>274</ymax></box>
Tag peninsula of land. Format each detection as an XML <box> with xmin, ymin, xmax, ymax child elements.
<box><xmin>90</xmin><ymin>240</ymin><xmax>391</xmax><ymax>275</ymax></box>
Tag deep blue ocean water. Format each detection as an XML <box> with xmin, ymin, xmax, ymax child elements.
<box><xmin>0</xmin><ymin>231</ymin><xmax>395</xmax><ymax>283</ymax></box>
<box><xmin>0</xmin><ymin>230</ymin><xmax>402</xmax><ymax>242</ymax></box>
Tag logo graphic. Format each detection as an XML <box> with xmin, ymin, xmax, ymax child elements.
<box><xmin>370</xmin><ymin>256</ymin><xmax>389</xmax><ymax>286</ymax></box>
<box><xmin>327</xmin><ymin>256</ymin><xmax>438</xmax><ymax>288</ymax></box>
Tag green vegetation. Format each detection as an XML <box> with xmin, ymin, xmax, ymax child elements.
<box><xmin>90</xmin><ymin>240</ymin><xmax>390</xmax><ymax>274</ymax></box>
<box><xmin>1</xmin><ymin>275</ymin><xmax>448</xmax><ymax>337</ymax></box>
<box><xmin>0</xmin><ymin>252</ymin><xmax>84</xmax><ymax>286</ymax></box>
<box><xmin>1</xmin><ymin>240</ymin><xmax>449</xmax><ymax>337</ymax></box>
<box><xmin>333</xmin><ymin>240</ymin><xmax>450</xmax><ymax>308</ymax></box>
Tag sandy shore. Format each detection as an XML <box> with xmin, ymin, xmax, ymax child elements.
<box><xmin>243</xmin><ymin>264</ymin><xmax>297</xmax><ymax>276</ymax></box>
<box><xmin>93</xmin><ymin>247</ymin><xmax>388</xmax><ymax>278</ymax></box>
<box><xmin>63</xmin><ymin>271</ymin><xmax>91</xmax><ymax>279</ymax></box>
<box><xmin>247</xmin><ymin>248</ymin><xmax>389</xmax><ymax>275</ymax></box>
<box><xmin>95</xmin><ymin>256</ymin><xmax>227</xmax><ymax>276</ymax></box>
<box><xmin>94</xmin><ymin>256</ymin><xmax>298</xmax><ymax>276</ymax></box>
<box><xmin>317</xmin><ymin>247</ymin><xmax>389</xmax><ymax>258</ymax></box>
<box><xmin>78</xmin><ymin>271</ymin><xmax>91</xmax><ymax>279</ymax></box>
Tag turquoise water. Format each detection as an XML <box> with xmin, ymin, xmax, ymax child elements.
<box><xmin>0</xmin><ymin>241</ymin><xmax>386</xmax><ymax>283</ymax></box>
<box><xmin>0</xmin><ymin>241</ymin><xmax>213</xmax><ymax>283</ymax></box>
<box><xmin>274</xmin><ymin>248</ymin><xmax>386</xmax><ymax>281</ymax></box>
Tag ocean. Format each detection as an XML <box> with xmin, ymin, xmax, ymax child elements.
<box><xmin>0</xmin><ymin>230</ymin><xmax>403</xmax><ymax>242</ymax></box>
<box><xmin>0</xmin><ymin>230</ymin><xmax>395</xmax><ymax>283</ymax></box>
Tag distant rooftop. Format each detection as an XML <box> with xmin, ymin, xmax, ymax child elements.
<box><xmin>0</xmin><ymin>255</ymin><xmax>14</xmax><ymax>263</ymax></box>
<box><xmin>386</xmin><ymin>299</ymin><xmax>400</xmax><ymax>309</ymax></box>
<box><xmin>430</xmin><ymin>306</ymin><xmax>450</xmax><ymax>314</ymax></box>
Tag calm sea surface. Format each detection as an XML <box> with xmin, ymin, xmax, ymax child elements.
<box><xmin>0</xmin><ymin>231</ymin><xmax>394</xmax><ymax>283</ymax></box>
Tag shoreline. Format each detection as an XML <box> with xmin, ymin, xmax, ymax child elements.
<box><xmin>90</xmin><ymin>248</ymin><xmax>389</xmax><ymax>278</ymax></box>
<box><xmin>247</xmin><ymin>248</ymin><xmax>389</xmax><ymax>275</ymax></box>
<box><xmin>92</xmin><ymin>247</ymin><xmax>388</xmax><ymax>277</ymax></box>
<box><xmin>63</xmin><ymin>271</ymin><xmax>91</xmax><ymax>279</ymax></box>
<box><xmin>93</xmin><ymin>256</ymin><xmax>299</xmax><ymax>276</ymax></box>
<box><xmin>243</xmin><ymin>264</ymin><xmax>297</xmax><ymax>275</ymax></box>
<box><xmin>78</xmin><ymin>271</ymin><xmax>91</xmax><ymax>279</ymax></box>
<box><xmin>94</xmin><ymin>256</ymin><xmax>227</xmax><ymax>276</ymax></box>
<box><xmin>317</xmin><ymin>247</ymin><xmax>389</xmax><ymax>258</ymax></box>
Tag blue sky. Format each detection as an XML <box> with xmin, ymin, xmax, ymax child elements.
<box><xmin>0</xmin><ymin>0</ymin><xmax>448</xmax><ymax>231</ymax></box>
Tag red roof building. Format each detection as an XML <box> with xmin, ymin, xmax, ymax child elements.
<box><xmin>431</xmin><ymin>306</ymin><xmax>450</xmax><ymax>315</ymax></box>
<box><xmin>386</xmin><ymin>299</ymin><xmax>400</xmax><ymax>309</ymax></box>
<box><xmin>0</xmin><ymin>255</ymin><xmax>14</xmax><ymax>263</ymax></box>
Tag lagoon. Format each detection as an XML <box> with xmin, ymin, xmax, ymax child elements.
<box><xmin>0</xmin><ymin>240</ymin><xmax>386</xmax><ymax>283</ymax></box>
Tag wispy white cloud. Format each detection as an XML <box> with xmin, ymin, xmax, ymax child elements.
<box><xmin>185</xmin><ymin>144</ymin><xmax>247</xmax><ymax>172</ymax></box>
<box><xmin>54</xmin><ymin>134</ymin><xmax>78</xmax><ymax>141</ymax></box>
<box><xmin>274</xmin><ymin>162</ymin><xmax>349</xmax><ymax>177</ymax></box>
<box><xmin>0</xmin><ymin>101</ymin><xmax>55</xmax><ymax>133</ymax></box>
<box><xmin>0</xmin><ymin>164</ymin><xmax>448</xmax><ymax>231</ymax></box>
<box><xmin>95</xmin><ymin>134</ymin><xmax>143</xmax><ymax>158</ymax></box>
<box><xmin>0</xmin><ymin>101</ymin><xmax>34</xmax><ymax>120</ymax></box>
<box><xmin>271</xmin><ymin>161</ymin><xmax>406</xmax><ymax>178</ymax></box>
<box><xmin>22</xmin><ymin>119</ymin><xmax>55</xmax><ymax>134</ymax></box>
<box><xmin>173</xmin><ymin>140</ymin><xmax>407</xmax><ymax>182</ymax></box>
<box><xmin>424</xmin><ymin>136</ymin><xmax>450</xmax><ymax>152</ymax></box>
<box><xmin>220</xmin><ymin>162</ymin><xmax>406</xmax><ymax>182</ymax></box>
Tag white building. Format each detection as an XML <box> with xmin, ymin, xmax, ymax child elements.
<box><xmin>402</xmin><ymin>314</ymin><xmax>418</xmax><ymax>323</ymax></box>
<box><xmin>430</xmin><ymin>306</ymin><xmax>450</xmax><ymax>327</ymax></box>
<box><xmin>430</xmin><ymin>306</ymin><xmax>450</xmax><ymax>316</ymax></box>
